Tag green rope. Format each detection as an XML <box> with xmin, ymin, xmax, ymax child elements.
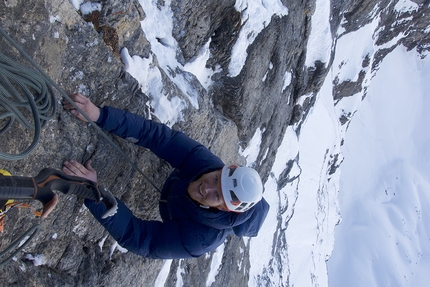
<box><xmin>0</xmin><ymin>27</ymin><xmax>161</xmax><ymax>267</ymax></box>
<box><xmin>0</xmin><ymin>26</ymin><xmax>161</xmax><ymax>193</ymax></box>
<box><xmin>0</xmin><ymin>224</ymin><xmax>40</xmax><ymax>267</ymax></box>
<box><xmin>0</xmin><ymin>51</ymin><xmax>56</xmax><ymax>161</ymax></box>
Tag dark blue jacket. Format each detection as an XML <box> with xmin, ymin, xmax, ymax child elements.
<box><xmin>85</xmin><ymin>106</ymin><xmax>270</xmax><ymax>259</ymax></box>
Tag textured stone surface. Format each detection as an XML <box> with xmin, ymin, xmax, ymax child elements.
<box><xmin>0</xmin><ymin>0</ymin><xmax>429</xmax><ymax>286</ymax></box>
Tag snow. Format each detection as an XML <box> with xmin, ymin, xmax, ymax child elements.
<box><xmin>155</xmin><ymin>260</ymin><xmax>173</xmax><ymax>286</ymax></box>
<box><xmin>68</xmin><ymin>0</ymin><xmax>102</xmax><ymax>15</ymax></box>
<box><xmin>117</xmin><ymin>0</ymin><xmax>430</xmax><ymax>286</ymax></box>
<box><xmin>283</xmin><ymin>72</ymin><xmax>342</xmax><ymax>287</ymax></box>
<box><xmin>79</xmin><ymin>2</ymin><xmax>102</xmax><ymax>15</ymax></box>
<box><xmin>230</xmin><ymin>0</ymin><xmax>288</xmax><ymax>77</ymax></box>
<box><xmin>49</xmin><ymin>15</ymin><xmax>61</xmax><ymax>23</ymax></box>
<box><xmin>109</xmin><ymin>241</ymin><xmax>128</xmax><ymax>259</ymax></box>
<box><xmin>137</xmin><ymin>0</ymin><xmax>200</xmax><ymax>115</ymax></box>
<box><xmin>206</xmin><ymin>244</ymin><xmax>226</xmax><ymax>287</ymax></box>
<box><xmin>249</xmin><ymin>172</ymin><xmax>287</xmax><ymax>286</ymax></box>
<box><xmin>327</xmin><ymin>45</ymin><xmax>430</xmax><ymax>287</ymax></box>
<box><xmin>240</xmin><ymin>128</ymin><xmax>264</xmax><ymax>167</ymax></box>
<box><xmin>332</xmin><ymin>19</ymin><xmax>378</xmax><ymax>84</ymax></box>
<box><xmin>98</xmin><ymin>235</ymin><xmax>108</xmax><ymax>252</ymax></box>
<box><xmin>305</xmin><ymin>0</ymin><xmax>332</xmax><ymax>67</ymax></box>
<box><xmin>394</xmin><ymin>0</ymin><xmax>419</xmax><ymax>13</ymax></box>
<box><xmin>120</xmin><ymin>0</ymin><xmax>208</xmax><ymax>125</ymax></box>
<box><xmin>120</xmin><ymin>49</ymin><xmax>186</xmax><ymax>125</ymax></box>
<box><xmin>183</xmin><ymin>39</ymin><xmax>220</xmax><ymax>90</ymax></box>
<box><xmin>68</xmin><ymin>0</ymin><xmax>83</xmax><ymax>11</ymax></box>
<box><xmin>175</xmin><ymin>260</ymin><xmax>185</xmax><ymax>287</ymax></box>
<box><xmin>24</xmin><ymin>253</ymin><xmax>47</xmax><ymax>266</ymax></box>
<box><xmin>282</xmin><ymin>71</ymin><xmax>292</xmax><ymax>92</ymax></box>
<box><xmin>271</xmin><ymin>126</ymin><xmax>300</xmax><ymax>177</ymax></box>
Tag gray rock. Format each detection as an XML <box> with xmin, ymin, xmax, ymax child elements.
<box><xmin>0</xmin><ymin>0</ymin><xmax>429</xmax><ymax>286</ymax></box>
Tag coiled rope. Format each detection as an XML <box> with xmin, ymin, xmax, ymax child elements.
<box><xmin>0</xmin><ymin>26</ymin><xmax>160</xmax><ymax>267</ymax></box>
<box><xmin>0</xmin><ymin>26</ymin><xmax>161</xmax><ymax>192</ymax></box>
<box><xmin>0</xmin><ymin>49</ymin><xmax>56</xmax><ymax>160</ymax></box>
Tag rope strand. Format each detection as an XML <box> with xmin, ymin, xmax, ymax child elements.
<box><xmin>0</xmin><ymin>26</ymin><xmax>161</xmax><ymax>193</ymax></box>
<box><xmin>0</xmin><ymin>52</ymin><xmax>56</xmax><ymax>160</ymax></box>
<box><xmin>0</xmin><ymin>224</ymin><xmax>40</xmax><ymax>267</ymax></box>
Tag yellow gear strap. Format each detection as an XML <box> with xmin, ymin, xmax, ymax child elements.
<box><xmin>0</xmin><ymin>169</ymin><xmax>11</xmax><ymax>176</ymax></box>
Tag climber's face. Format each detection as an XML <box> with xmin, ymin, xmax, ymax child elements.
<box><xmin>187</xmin><ymin>170</ymin><xmax>228</xmax><ymax>211</ymax></box>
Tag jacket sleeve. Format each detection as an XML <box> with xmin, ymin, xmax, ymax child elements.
<box><xmin>185</xmin><ymin>196</ymin><xmax>270</xmax><ymax>236</ymax></box>
<box><xmin>96</xmin><ymin>106</ymin><xmax>202</xmax><ymax>169</ymax></box>
<box><xmin>232</xmin><ymin>197</ymin><xmax>270</xmax><ymax>237</ymax></box>
<box><xmin>84</xmin><ymin>198</ymin><xmax>193</xmax><ymax>259</ymax></box>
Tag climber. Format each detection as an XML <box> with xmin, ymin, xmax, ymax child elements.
<box><xmin>61</xmin><ymin>93</ymin><xmax>269</xmax><ymax>259</ymax></box>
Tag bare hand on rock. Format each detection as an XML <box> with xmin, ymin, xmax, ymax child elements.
<box><xmin>62</xmin><ymin>159</ymin><xmax>98</xmax><ymax>183</ymax></box>
<box><xmin>63</xmin><ymin>93</ymin><xmax>101</xmax><ymax>123</ymax></box>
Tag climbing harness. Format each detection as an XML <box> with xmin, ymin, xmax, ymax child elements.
<box><xmin>0</xmin><ymin>169</ymin><xmax>41</xmax><ymax>267</ymax></box>
<box><xmin>0</xmin><ymin>167</ymin><xmax>118</xmax><ymax>267</ymax></box>
<box><xmin>0</xmin><ymin>201</ymin><xmax>42</xmax><ymax>232</ymax></box>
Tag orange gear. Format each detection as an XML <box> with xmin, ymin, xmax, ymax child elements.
<box><xmin>0</xmin><ymin>169</ymin><xmax>40</xmax><ymax>233</ymax></box>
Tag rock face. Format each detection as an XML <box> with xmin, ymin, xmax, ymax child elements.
<box><xmin>0</xmin><ymin>0</ymin><xmax>429</xmax><ymax>286</ymax></box>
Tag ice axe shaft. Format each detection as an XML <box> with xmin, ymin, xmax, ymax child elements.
<box><xmin>0</xmin><ymin>168</ymin><xmax>117</xmax><ymax>218</ymax></box>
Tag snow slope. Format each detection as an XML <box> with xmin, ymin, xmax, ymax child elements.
<box><xmin>327</xmin><ymin>44</ymin><xmax>430</xmax><ymax>287</ymax></box>
<box><xmin>116</xmin><ymin>0</ymin><xmax>430</xmax><ymax>286</ymax></box>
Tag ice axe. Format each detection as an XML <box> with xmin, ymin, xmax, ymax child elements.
<box><xmin>0</xmin><ymin>168</ymin><xmax>117</xmax><ymax>219</ymax></box>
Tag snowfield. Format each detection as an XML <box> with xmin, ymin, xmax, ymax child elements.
<box><xmin>114</xmin><ymin>0</ymin><xmax>430</xmax><ymax>286</ymax></box>
<box><xmin>328</xmin><ymin>44</ymin><xmax>430</xmax><ymax>287</ymax></box>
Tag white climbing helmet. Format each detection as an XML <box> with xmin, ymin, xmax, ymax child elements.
<box><xmin>221</xmin><ymin>164</ymin><xmax>263</xmax><ymax>213</ymax></box>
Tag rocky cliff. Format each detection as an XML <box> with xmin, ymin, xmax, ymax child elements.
<box><xmin>0</xmin><ymin>0</ymin><xmax>428</xmax><ymax>286</ymax></box>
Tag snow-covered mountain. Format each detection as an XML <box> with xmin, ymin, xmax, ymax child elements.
<box><xmin>1</xmin><ymin>0</ymin><xmax>429</xmax><ymax>286</ymax></box>
<box><xmin>329</xmin><ymin>41</ymin><xmax>430</xmax><ymax>287</ymax></box>
<box><xmin>148</xmin><ymin>1</ymin><xmax>430</xmax><ymax>286</ymax></box>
